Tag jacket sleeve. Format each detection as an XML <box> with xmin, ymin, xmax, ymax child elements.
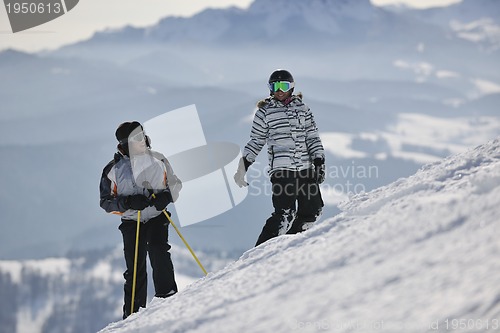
<box><xmin>243</xmin><ymin>107</ymin><xmax>268</xmax><ymax>163</ymax></box>
<box><xmin>99</xmin><ymin>161</ymin><xmax>128</xmax><ymax>214</ymax></box>
<box><xmin>163</xmin><ymin>156</ymin><xmax>182</xmax><ymax>202</ymax></box>
<box><xmin>305</xmin><ymin>107</ymin><xmax>325</xmax><ymax>160</ymax></box>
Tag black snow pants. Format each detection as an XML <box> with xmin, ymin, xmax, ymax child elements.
<box><xmin>119</xmin><ymin>212</ymin><xmax>177</xmax><ymax>319</ymax></box>
<box><xmin>255</xmin><ymin>169</ymin><xmax>324</xmax><ymax>246</ymax></box>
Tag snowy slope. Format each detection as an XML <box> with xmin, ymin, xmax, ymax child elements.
<box><xmin>99</xmin><ymin>138</ymin><xmax>500</xmax><ymax>333</ymax></box>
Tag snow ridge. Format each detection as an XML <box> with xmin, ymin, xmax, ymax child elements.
<box><xmin>102</xmin><ymin>138</ymin><xmax>500</xmax><ymax>333</ymax></box>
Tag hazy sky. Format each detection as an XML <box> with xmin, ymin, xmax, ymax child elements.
<box><xmin>0</xmin><ymin>0</ymin><xmax>462</xmax><ymax>53</ymax></box>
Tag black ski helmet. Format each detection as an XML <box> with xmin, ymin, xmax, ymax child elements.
<box><xmin>268</xmin><ymin>69</ymin><xmax>294</xmax><ymax>94</ymax></box>
<box><xmin>269</xmin><ymin>69</ymin><xmax>294</xmax><ymax>83</ymax></box>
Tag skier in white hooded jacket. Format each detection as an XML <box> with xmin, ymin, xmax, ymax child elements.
<box><xmin>99</xmin><ymin>121</ymin><xmax>181</xmax><ymax>319</ymax></box>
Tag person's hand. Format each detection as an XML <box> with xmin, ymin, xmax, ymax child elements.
<box><xmin>313</xmin><ymin>158</ymin><xmax>325</xmax><ymax>184</ymax></box>
<box><xmin>126</xmin><ymin>194</ymin><xmax>151</xmax><ymax>210</ymax></box>
<box><xmin>152</xmin><ymin>191</ymin><xmax>173</xmax><ymax>211</ymax></box>
<box><xmin>234</xmin><ymin>157</ymin><xmax>252</xmax><ymax>188</ymax></box>
<box><xmin>234</xmin><ymin>169</ymin><xmax>248</xmax><ymax>188</ymax></box>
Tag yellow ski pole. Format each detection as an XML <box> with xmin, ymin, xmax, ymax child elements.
<box><xmin>145</xmin><ymin>185</ymin><xmax>207</xmax><ymax>276</ymax></box>
<box><xmin>130</xmin><ymin>210</ymin><xmax>141</xmax><ymax>315</ymax></box>
<box><xmin>161</xmin><ymin>209</ymin><xmax>208</xmax><ymax>276</ymax></box>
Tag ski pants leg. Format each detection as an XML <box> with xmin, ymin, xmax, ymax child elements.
<box><xmin>287</xmin><ymin>170</ymin><xmax>324</xmax><ymax>234</ymax></box>
<box><xmin>120</xmin><ymin>219</ymin><xmax>148</xmax><ymax>319</ymax></box>
<box><xmin>145</xmin><ymin>213</ymin><xmax>178</xmax><ymax>298</ymax></box>
<box><xmin>119</xmin><ymin>213</ymin><xmax>177</xmax><ymax>319</ymax></box>
<box><xmin>255</xmin><ymin>170</ymin><xmax>298</xmax><ymax>246</ymax></box>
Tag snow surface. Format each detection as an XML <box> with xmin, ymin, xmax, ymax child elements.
<box><xmin>99</xmin><ymin>138</ymin><xmax>500</xmax><ymax>333</ymax></box>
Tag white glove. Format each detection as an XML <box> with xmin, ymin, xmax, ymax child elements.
<box><xmin>234</xmin><ymin>157</ymin><xmax>250</xmax><ymax>188</ymax></box>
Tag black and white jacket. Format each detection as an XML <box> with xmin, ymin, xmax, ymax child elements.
<box><xmin>243</xmin><ymin>94</ymin><xmax>325</xmax><ymax>175</ymax></box>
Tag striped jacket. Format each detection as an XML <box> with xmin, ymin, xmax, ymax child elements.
<box><xmin>99</xmin><ymin>150</ymin><xmax>181</xmax><ymax>222</ymax></box>
<box><xmin>244</xmin><ymin>94</ymin><xmax>324</xmax><ymax>175</ymax></box>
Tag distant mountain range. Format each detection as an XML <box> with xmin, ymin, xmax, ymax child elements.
<box><xmin>59</xmin><ymin>0</ymin><xmax>499</xmax><ymax>47</ymax></box>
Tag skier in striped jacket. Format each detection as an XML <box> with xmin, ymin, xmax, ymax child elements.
<box><xmin>235</xmin><ymin>69</ymin><xmax>325</xmax><ymax>246</ymax></box>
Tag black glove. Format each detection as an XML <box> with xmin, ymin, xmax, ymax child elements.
<box><xmin>152</xmin><ymin>191</ymin><xmax>173</xmax><ymax>211</ymax></box>
<box><xmin>126</xmin><ymin>194</ymin><xmax>151</xmax><ymax>210</ymax></box>
<box><xmin>313</xmin><ymin>158</ymin><xmax>325</xmax><ymax>184</ymax></box>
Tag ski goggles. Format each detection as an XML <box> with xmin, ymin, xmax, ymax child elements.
<box><xmin>128</xmin><ymin>131</ymin><xmax>146</xmax><ymax>143</ymax></box>
<box><xmin>268</xmin><ymin>81</ymin><xmax>295</xmax><ymax>93</ymax></box>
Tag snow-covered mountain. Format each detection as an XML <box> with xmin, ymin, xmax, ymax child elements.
<box><xmin>400</xmin><ymin>0</ymin><xmax>500</xmax><ymax>51</ymax></box>
<box><xmin>67</xmin><ymin>0</ymin><xmax>413</xmax><ymax>46</ymax></box>
<box><xmin>145</xmin><ymin>0</ymin><xmax>406</xmax><ymax>44</ymax></box>
<box><xmin>408</xmin><ymin>0</ymin><xmax>500</xmax><ymax>26</ymax></box>
<box><xmin>99</xmin><ymin>138</ymin><xmax>500</xmax><ymax>333</ymax></box>
<box><xmin>0</xmin><ymin>245</ymin><xmax>236</xmax><ymax>333</ymax></box>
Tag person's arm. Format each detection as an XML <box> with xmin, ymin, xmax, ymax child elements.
<box><xmin>243</xmin><ymin>106</ymin><xmax>268</xmax><ymax>163</ymax></box>
<box><xmin>164</xmin><ymin>157</ymin><xmax>182</xmax><ymax>203</ymax></box>
<box><xmin>305</xmin><ymin>107</ymin><xmax>325</xmax><ymax>161</ymax></box>
<box><xmin>304</xmin><ymin>107</ymin><xmax>326</xmax><ymax>183</ymax></box>
<box><xmin>99</xmin><ymin>161</ymin><xmax>128</xmax><ymax>214</ymax></box>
